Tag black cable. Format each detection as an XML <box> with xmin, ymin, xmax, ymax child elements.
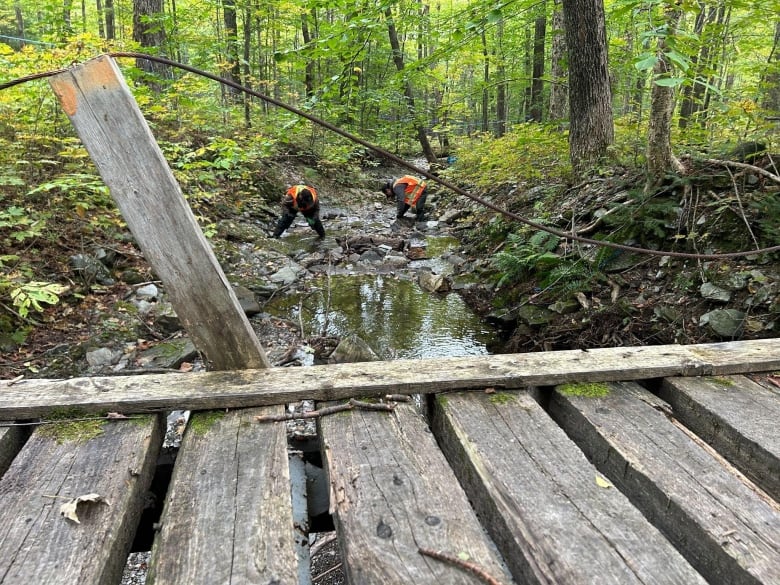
<box><xmin>4</xmin><ymin>51</ymin><xmax>780</xmax><ymax>261</ymax></box>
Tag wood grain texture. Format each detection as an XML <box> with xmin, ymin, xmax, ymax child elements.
<box><xmin>659</xmin><ymin>375</ymin><xmax>780</xmax><ymax>501</ymax></box>
<box><xmin>0</xmin><ymin>415</ymin><xmax>163</xmax><ymax>585</ymax></box>
<box><xmin>147</xmin><ymin>406</ymin><xmax>297</xmax><ymax>585</ymax></box>
<box><xmin>548</xmin><ymin>381</ymin><xmax>780</xmax><ymax>585</ymax></box>
<box><xmin>431</xmin><ymin>391</ymin><xmax>707</xmax><ymax>585</ymax></box>
<box><xmin>48</xmin><ymin>55</ymin><xmax>269</xmax><ymax>370</ymax></box>
<box><xmin>3</xmin><ymin>340</ymin><xmax>780</xmax><ymax>419</ymax></box>
<box><xmin>320</xmin><ymin>400</ymin><xmax>514</xmax><ymax>585</ymax></box>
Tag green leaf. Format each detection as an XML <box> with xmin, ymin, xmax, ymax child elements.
<box><xmin>664</xmin><ymin>49</ymin><xmax>690</xmax><ymax>72</ymax></box>
<box><xmin>487</xmin><ymin>9</ymin><xmax>503</xmax><ymax>24</ymax></box>
<box><xmin>634</xmin><ymin>55</ymin><xmax>658</xmax><ymax>71</ymax></box>
<box><xmin>654</xmin><ymin>77</ymin><xmax>685</xmax><ymax>87</ymax></box>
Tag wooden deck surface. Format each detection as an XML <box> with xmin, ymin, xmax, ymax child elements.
<box><xmin>0</xmin><ymin>344</ymin><xmax>778</xmax><ymax>584</ymax></box>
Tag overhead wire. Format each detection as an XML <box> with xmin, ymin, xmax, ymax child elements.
<box><xmin>2</xmin><ymin>51</ymin><xmax>779</xmax><ymax>261</ymax></box>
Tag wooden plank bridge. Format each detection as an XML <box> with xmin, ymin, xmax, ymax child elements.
<box><xmin>1</xmin><ymin>342</ymin><xmax>779</xmax><ymax>585</ymax></box>
<box><xmin>1</xmin><ymin>55</ymin><xmax>778</xmax><ymax>584</ymax></box>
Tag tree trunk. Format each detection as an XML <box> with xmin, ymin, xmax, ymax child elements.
<box><xmin>242</xmin><ymin>5</ymin><xmax>252</xmax><ymax>127</ymax></box>
<box><xmin>761</xmin><ymin>19</ymin><xmax>780</xmax><ymax>112</ymax></box>
<box><xmin>104</xmin><ymin>0</ymin><xmax>115</xmax><ymax>40</ymax></box>
<box><xmin>548</xmin><ymin>0</ymin><xmax>568</xmax><ymax>122</ymax></box>
<box><xmin>495</xmin><ymin>15</ymin><xmax>507</xmax><ymax>137</ymax></box>
<box><xmin>481</xmin><ymin>29</ymin><xmax>489</xmax><ymax>133</ymax></box>
<box><xmin>561</xmin><ymin>0</ymin><xmax>614</xmax><ymax>175</ymax></box>
<box><xmin>222</xmin><ymin>0</ymin><xmax>241</xmax><ymax>100</ymax></box>
<box><xmin>529</xmin><ymin>3</ymin><xmax>547</xmax><ymax>122</ymax></box>
<box><xmin>678</xmin><ymin>3</ymin><xmax>723</xmax><ymax>129</ymax></box>
<box><xmin>133</xmin><ymin>0</ymin><xmax>170</xmax><ymax>85</ymax></box>
<box><xmin>384</xmin><ymin>7</ymin><xmax>437</xmax><ymax>163</ymax></box>
<box><xmin>96</xmin><ymin>0</ymin><xmax>105</xmax><ymax>38</ymax></box>
<box><xmin>301</xmin><ymin>11</ymin><xmax>315</xmax><ymax>98</ymax></box>
<box><xmin>645</xmin><ymin>10</ymin><xmax>684</xmax><ymax>192</ymax></box>
<box><xmin>13</xmin><ymin>2</ymin><xmax>24</xmax><ymax>41</ymax></box>
<box><xmin>62</xmin><ymin>0</ymin><xmax>73</xmax><ymax>37</ymax></box>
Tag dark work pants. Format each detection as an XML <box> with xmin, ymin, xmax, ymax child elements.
<box><xmin>395</xmin><ymin>188</ymin><xmax>427</xmax><ymax>219</ymax></box>
<box><xmin>273</xmin><ymin>207</ymin><xmax>325</xmax><ymax>237</ymax></box>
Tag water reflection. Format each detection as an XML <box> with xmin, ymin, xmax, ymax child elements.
<box><xmin>265</xmin><ymin>274</ymin><xmax>498</xmax><ymax>360</ymax></box>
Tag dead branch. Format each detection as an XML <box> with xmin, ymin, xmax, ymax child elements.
<box><xmin>254</xmin><ymin>397</ymin><xmax>396</xmax><ymax>423</ymax></box>
<box><xmin>700</xmin><ymin>158</ymin><xmax>780</xmax><ymax>184</ymax></box>
<box><xmin>418</xmin><ymin>547</ymin><xmax>506</xmax><ymax>585</ymax></box>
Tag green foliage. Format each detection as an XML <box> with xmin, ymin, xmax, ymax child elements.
<box><xmin>8</xmin><ymin>280</ymin><xmax>67</xmax><ymax>318</ymax></box>
<box><xmin>452</xmin><ymin>125</ymin><xmax>571</xmax><ymax>188</ymax></box>
<box><xmin>28</xmin><ymin>172</ymin><xmax>116</xmax><ymax>223</ymax></box>
<box><xmin>0</xmin><ymin>205</ymin><xmax>47</xmax><ymax>242</ymax></box>
<box><xmin>600</xmin><ymin>189</ymin><xmax>681</xmax><ymax>243</ymax></box>
<box><xmin>749</xmin><ymin>193</ymin><xmax>780</xmax><ymax>246</ymax></box>
<box><xmin>0</xmin><ymin>254</ymin><xmax>66</xmax><ymax>343</ymax></box>
<box><xmin>492</xmin><ymin>229</ymin><xmax>562</xmax><ymax>287</ymax></box>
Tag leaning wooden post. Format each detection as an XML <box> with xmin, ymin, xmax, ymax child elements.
<box><xmin>49</xmin><ymin>55</ymin><xmax>270</xmax><ymax>370</ymax></box>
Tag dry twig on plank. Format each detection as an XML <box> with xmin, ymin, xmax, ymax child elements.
<box><xmin>254</xmin><ymin>397</ymin><xmax>395</xmax><ymax>423</ymax></box>
<box><xmin>418</xmin><ymin>547</ymin><xmax>506</xmax><ymax>585</ymax></box>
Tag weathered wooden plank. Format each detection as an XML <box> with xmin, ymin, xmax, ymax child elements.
<box><xmin>147</xmin><ymin>406</ymin><xmax>298</xmax><ymax>585</ymax></box>
<box><xmin>48</xmin><ymin>55</ymin><xmax>269</xmax><ymax>370</ymax></box>
<box><xmin>0</xmin><ymin>416</ymin><xmax>163</xmax><ymax>584</ymax></box>
<box><xmin>2</xmin><ymin>340</ymin><xmax>780</xmax><ymax>418</ymax></box>
<box><xmin>548</xmin><ymin>381</ymin><xmax>780</xmax><ymax>585</ymax></box>
<box><xmin>320</xmin><ymin>400</ymin><xmax>514</xmax><ymax>585</ymax></box>
<box><xmin>0</xmin><ymin>425</ymin><xmax>26</xmax><ymax>477</ymax></box>
<box><xmin>659</xmin><ymin>375</ymin><xmax>780</xmax><ymax>501</ymax></box>
<box><xmin>431</xmin><ymin>391</ymin><xmax>707</xmax><ymax>585</ymax></box>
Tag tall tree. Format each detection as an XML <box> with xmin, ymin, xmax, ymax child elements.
<box><xmin>62</xmin><ymin>0</ymin><xmax>74</xmax><ymax>37</ymax></box>
<box><xmin>481</xmin><ymin>26</ymin><xmax>489</xmax><ymax>133</ymax></box>
<box><xmin>561</xmin><ymin>0</ymin><xmax>614</xmax><ymax>174</ymax></box>
<box><xmin>495</xmin><ymin>14</ymin><xmax>507</xmax><ymax>137</ymax></box>
<box><xmin>384</xmin><ymin>5</ymin><xmax>437</xmax><ymax>163</ymax></box>
<box><xmin>645</xmin><ymin>6</ymin><xmax>685</xmax><ymax>191</ymax></box>
<box><xmin>222</xmin><ymin>0</ymin><xmax>241</xmax><ymax>99</ymax></box>
<box><xmin>548</xmin><ymin>0</ymin><xmax>568</xmax><ymax>121</ymax></box>
<box><xmin>96</xmin><ymin>0</ymin><xmax>105</xmax><ymax>38</ymax></box>
<box><xmin>300</xmin><ymin>10</ymin><xmax>315</xmax><ymax>99</ymax></box>
<box><xmin>761</xmin><ymin>19</ymin><xmax>780</xmax><ymax>113</ymax></box>
<box><xmin>104</xmin><ymin>0</ymin><xmax>115</xmax><ymax>40</ymax></box>
<box><xmin>133</xmin><ymin>0</ymin><xmax>170</xmax><ymax>84</ymax></box>
<box><xmin>13</xmin><ymin>1</ymin><xmax>25</xmax><ymax>42</ymax></box>
<box><xmin>529</xmin><ymin>0</ymin><xmax>547</xmax><ymax>122</ymax></box>
<box><xmin>678</xmin><ymin>2</ymin><xmax>725</xmax><ymax>129</ymax></box>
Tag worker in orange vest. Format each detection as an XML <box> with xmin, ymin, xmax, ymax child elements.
<box><xmin>272</xmin><ymin>184</ymin><xmax>325</xmax><ymax>238</ymax></box>
<box><xmin>381</xmin><ymin>176</ymin><xmax>428</xmax><ymax>221</ymax></box>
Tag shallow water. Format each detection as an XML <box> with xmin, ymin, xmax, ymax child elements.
<box><xmin>265</xmin><ymin>272</ymin><xmax>499</xmax><ymax>360</ymax></box>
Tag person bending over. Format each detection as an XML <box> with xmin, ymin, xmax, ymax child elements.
<box><xmin>381</xmin><ymin>175</ymin><xmax>428</xmax><ymax>221</ymax></box>
<box><xmin>272</xmin><ymin>185</ymin><xmax>325</xmax><ymax>238</ymax></box>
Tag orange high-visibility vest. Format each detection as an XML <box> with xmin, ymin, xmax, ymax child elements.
<box><xmin>286</xmin><ymin>185</ymin><xmax>318</xmax><ymax>212</ymax></box>
<box><xmin>393</xmin><ymin>176</ymin><xmax>426</xmax><ymax>205</ymax></box>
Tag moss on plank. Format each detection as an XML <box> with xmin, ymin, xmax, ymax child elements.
<box><xmin>558</xmin><ymin>382</ymin><xmax>610</xmax><ymax>398</ymax></box>
<box><xmin>188</xmin><ymin>410</ymin><xmax>226</xmax><ymax>435</ymax></box>
<box><xmin>38</xmin><ymin>408</ymin><xmax>106</xmax><ymax>444</ymax></box>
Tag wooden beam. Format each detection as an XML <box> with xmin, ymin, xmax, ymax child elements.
<box><xmin>0</xmin><ymin>416</ymin><xmax>164</xmax><ymax>584</ymax></box>
<box><xmin>321</xmin><ymin>401</ymin><xmax>514</xmax><ymax>584</ymax></box>
<box><xmin>659</xmin><ymin>375</ymin><xmax>780</xmax><ymax>501</ymax></box>
<box><xmin>1</xmin><ymin>340</ymin><xmax>779</xmax><ymax>418</ymax></box>
<box><xmin>431</xmin><ymin>392</ymin><xmax>708</xmax><ymax>584</ymax></box>
<box><xmin>147</xmin><ymin>408</ymin><xmax>297</xmax><ymax>584</ymax></box>
<box><xmin>548</xmin><ymin>381</ymin><xmax>780</xmax><ymax>585</ymax></box>
<box><xmin>48</xmin><ymin>55</ymin><xmax>269</xmax><ymax>370</ymax></box>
